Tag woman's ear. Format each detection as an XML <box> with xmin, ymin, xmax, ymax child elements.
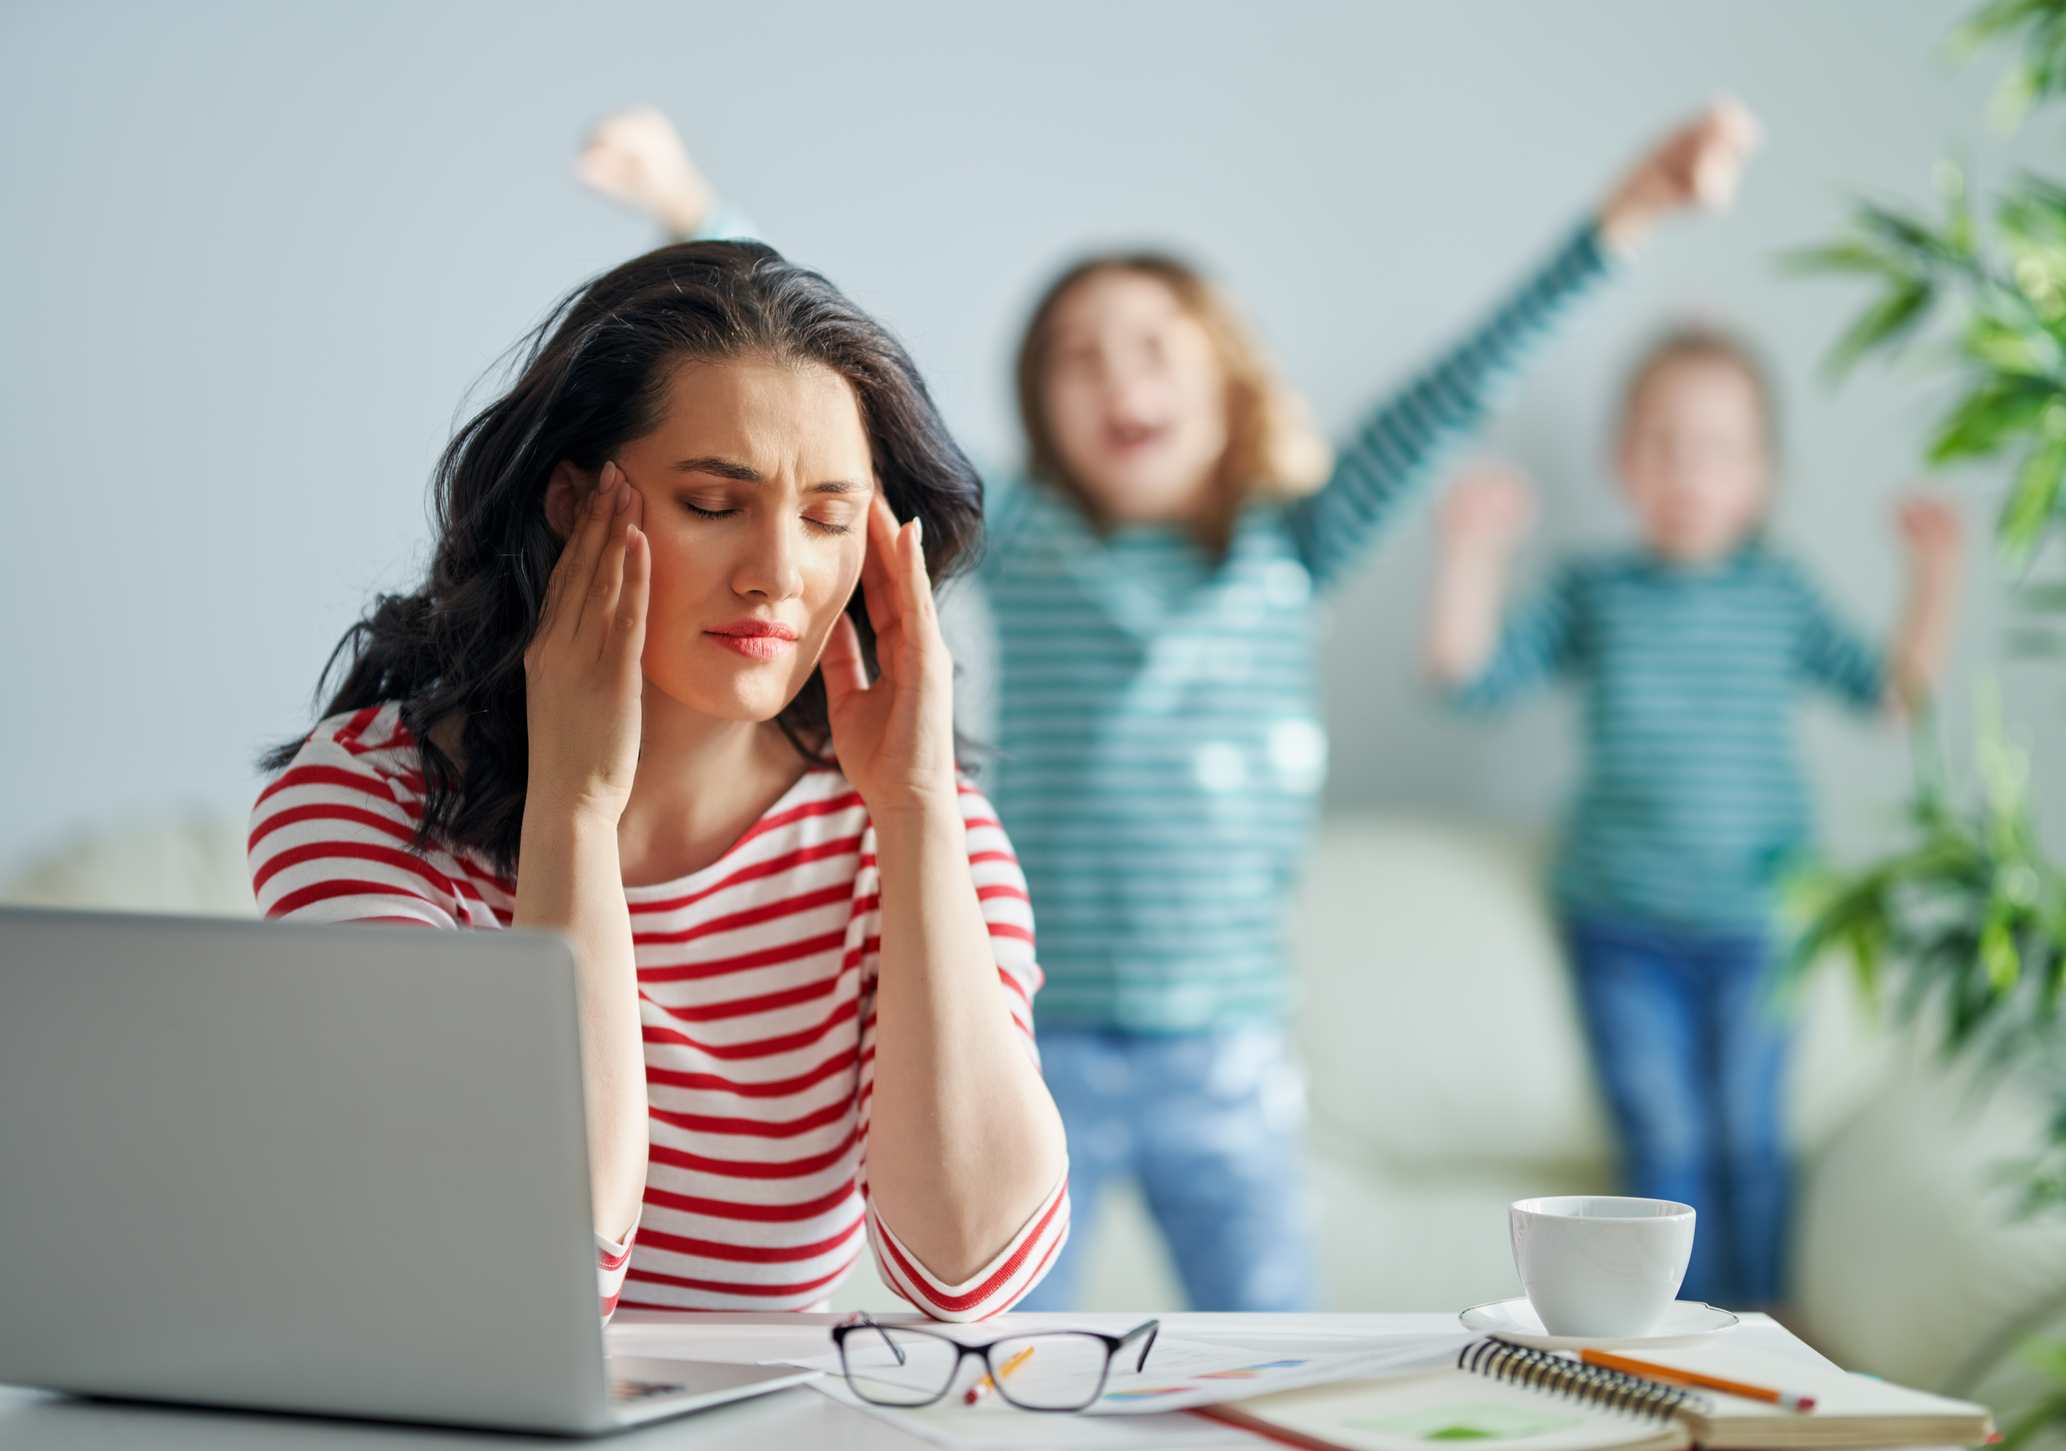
<box><xmin>544</xmin><ymin>460</ymin><xmax>588</xmax><ymax>541</ymax></box>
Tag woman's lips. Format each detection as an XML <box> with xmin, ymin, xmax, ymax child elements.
<box><xmin>705</xmin><ymin>620</ymin><xmax>798</xmax><ymax>662</ymax></box>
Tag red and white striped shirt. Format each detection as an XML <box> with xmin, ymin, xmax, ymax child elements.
<box><xmin>249</xmin><ymin>704</ymin><xmax>1068</xmax><ymax>1322</ymax></box>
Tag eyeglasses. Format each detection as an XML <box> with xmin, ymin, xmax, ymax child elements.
<box><xmin>830</xmin><ymin>1312</ymin><xmax>1161</xmax><ymax>1412</ymax></box>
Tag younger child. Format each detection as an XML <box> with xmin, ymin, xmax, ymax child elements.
<box><xmin>1423</xmin><ymin>327</ymin><xmax>1964</xmax><ymax>1308</ymax></box>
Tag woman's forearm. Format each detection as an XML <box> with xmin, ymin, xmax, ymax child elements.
<box><xmin>512</xmin><ymin>807</ymin><xmax>649</xmax><ymax>1243</ymax></box>
<box><xmin>864</xmin><ymin>802</ymin><xmax>1068</xmax><ymax>1286</ymax></box>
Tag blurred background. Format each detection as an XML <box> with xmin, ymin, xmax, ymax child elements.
<box><xmin>8</xmin><ymin>0</ymin><xmax>2066</xmax><ymax>1415</ymax></box>
<box><xmin>2</xmin><ymin>0</ymin><xmax>2057</xmax><ymax>871</ymax></box>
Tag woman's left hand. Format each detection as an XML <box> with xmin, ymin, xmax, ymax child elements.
<box><xmin>822</xmin><ymin>493</ymin><xmax>959</xmax><ymax>815</ymax></box>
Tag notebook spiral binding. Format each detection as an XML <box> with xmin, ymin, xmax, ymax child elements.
<box><xmin>1459</xmin><ymin>1338</ymin><xmax>1707</xmax><ymax>1423</ymax></box>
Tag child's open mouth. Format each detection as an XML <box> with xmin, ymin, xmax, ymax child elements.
<box><xmin>1105</xmin><ymin>419</ymin><xmax>1168</xmax><ymax>455</ymax></box>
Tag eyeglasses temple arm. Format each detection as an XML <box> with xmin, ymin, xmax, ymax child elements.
<box><xmin>1118</xmin><ymin>1318</ymin><xmax>1160</xmax><ymax>1371</ymax></box>
<box><xmin>853</xmin><ymin>1311</ymin><xmax>907</xmax><ymax>1366</ymax></box>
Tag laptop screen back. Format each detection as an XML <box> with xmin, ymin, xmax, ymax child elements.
<box><xmin>0</xmin><ymin>908</ymin><xmax>614</xmax><ymax>1433</ymax></box>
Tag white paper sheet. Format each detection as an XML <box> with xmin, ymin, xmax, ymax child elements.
<box><xmin>787</xmin><ymin>1331</ymin><xmax>1472</xmax><ymax>1416</ymax></box>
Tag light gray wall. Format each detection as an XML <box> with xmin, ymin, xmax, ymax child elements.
<box><xmin>2</xmin><ymin>0</ymin><xmax>2057</xmax><ymax>875</ymax></box>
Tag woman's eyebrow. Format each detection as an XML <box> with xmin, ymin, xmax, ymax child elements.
<box><xmin>671</xmin><ymin>457</ymin><xmax>868</xmax><ymax>494</ymax></box>
<box><xmin>672</xmin><ymin>455</ymin><xmax>761</xmax><ymax>481</ymax></box>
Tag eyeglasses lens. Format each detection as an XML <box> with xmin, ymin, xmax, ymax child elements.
<box><xmin>839</xmin><ymin>1326</ymin><xmax>962</xmax><ymax>1406</ymax></box>
<box><xmin>984</xmin><ymin>1332</ymin><xmax>1114</xmax><ymax>1411</ymax></box>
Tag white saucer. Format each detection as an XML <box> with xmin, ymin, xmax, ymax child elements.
<box><xmin>1458</xmin><ymin>1298</ymin><xmax>1740</xmax><ymax>1350</ymax></box>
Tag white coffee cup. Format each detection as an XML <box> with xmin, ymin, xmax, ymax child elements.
<box><xmin>1509</xmin><ymin>1196</ymin><xmax>1695</xmax><ymax>1338</ymax></box>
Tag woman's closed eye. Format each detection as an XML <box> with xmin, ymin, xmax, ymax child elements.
<box><xmin>677</xmin><ymin>493</ymin><xmax>858</xmax><ymax>535</ymax></box>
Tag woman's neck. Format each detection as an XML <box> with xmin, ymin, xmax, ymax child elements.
<box><xmin>614</xmin><ymin>685</ymin><xmax>812</xmax><ymax>888</ymax></box>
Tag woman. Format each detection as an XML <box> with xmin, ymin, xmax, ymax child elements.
<box><xmin>250</xmin><ymin>241</ymin><xmax>1070</xmax><ymax>1320</ymax></box>
<box><xmin>579</xmin><ymin>100</ymin><xmax>1758</xmax><ymax>1312</ymax></box>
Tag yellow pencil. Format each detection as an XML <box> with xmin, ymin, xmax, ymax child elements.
<box><xmin>964</xmin><ymin>1345</ymin><xmax>1038</xmax><ymax>1405</ymax></box>
<box><xmin>1581</xmin><ymin>1348</ymin><xmax>1817</xmax><ymax>1413</ymax></box>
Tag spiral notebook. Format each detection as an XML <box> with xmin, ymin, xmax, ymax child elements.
<box><xmin>1195</xmin><ymin>1337</ymin><xmax>1994</xmax><ymax>1451</ymax></box>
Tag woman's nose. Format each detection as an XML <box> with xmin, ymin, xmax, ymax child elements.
<box><xmin>732</xmin><ymin>515</ymin><xmax>805</xmax><ymax>601</ymax></box>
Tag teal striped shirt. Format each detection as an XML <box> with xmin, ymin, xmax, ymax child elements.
<box><xmin>982</xmin><ymin>223</ymin><xmax>1615</xmax><ymax>1032</ymax></box>
<box><xmin>1454</xmin><ymin>544</ymin><xmax>1886</xmax><ymax>930</ymax></box>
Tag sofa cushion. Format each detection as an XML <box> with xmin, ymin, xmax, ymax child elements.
<box><xmin>2</xmin><ymin>808</ymin><xmax>256</xmax><ymax>918</ymax></box>
<box><xmin>1292</xmin><ymin>815</ymin><xmax>1894</xmax><ymax>1174</ymax></box>
<box><xmin>1796</xmin><ymin>1050</ymin><xmax>2066</xmax><ymax>1389</ymax></box>
<box><xmin>1292</xmin><ymin>815</ymin><xmax>1610</xmax><ymax>1171</ymax></box>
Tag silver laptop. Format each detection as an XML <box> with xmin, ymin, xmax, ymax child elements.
<box><xmin>0</xmin><ymin>906</ymin><xmax>817</xmax><ymax>1435</ymax></box>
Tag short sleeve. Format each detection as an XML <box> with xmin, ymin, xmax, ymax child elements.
<box><xmin>1451</xmin><ymin>565</ymin><xmax>1585</xmax><ymax>715</ymax></box>
<box><xmin>1790</xmin><ymin>567</ymin><xmax>1886</xmax><ymax>711</ymax></box>
<box><xmin>248</xmin><ymin>706</ymin><xmax>511</xmax><ymax>928</ymax></box>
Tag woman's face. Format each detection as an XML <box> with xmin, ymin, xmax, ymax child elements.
<box><xmin>1616</xmin><ymin>355</ymin><xmax>1771</xmax><ymax>564</ymax></box>
<box><xmin>1042</xmin><ymin>269</ymin><xmax>1228</xmax><ymax>524</ymax></box>
<box><xmin>603</xmin><ymin>354</ymin><xmax>873</xmax><ymax>724</ymax></box>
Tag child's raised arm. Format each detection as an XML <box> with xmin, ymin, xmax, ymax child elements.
<box><xmin>1289</xmin><ymin>99</ymin><xmax>1761</xmax><ymax>588</ymax></box>
<box><xmin>577</xmin><ymin>105</ymin><xmax>719</xmax><ymax>240</ymax></box>
<box><xmin>1425</xmin><ymin>461</ymin><xmax>1536</xmax><ymax>684</ymax></box>
<box><xmin>1888</xmin><ymin>495</ymin><xmax>1964</xmax><ymax>712</ymax></box>
<box><xmin>1596</xmin><ymin>98</ymin><xmax>1761</xmax><ymax>257</ymax></box>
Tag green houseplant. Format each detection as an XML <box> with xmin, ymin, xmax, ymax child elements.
<box><xmin>1789</xmin><ymin>0</ymin><xmax>2066</xmax><ymax>1203</ymax></box>
<box><xmin>1790</xmin><ymin>0</ymin><xmax>2066</xmax><ymax>1437</ymax></box>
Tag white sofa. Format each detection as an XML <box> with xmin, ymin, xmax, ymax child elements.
<box><xmin>9</xmin><ymin>809</ymin><xmax>2064</xmax><ymax>1400</ymax></box>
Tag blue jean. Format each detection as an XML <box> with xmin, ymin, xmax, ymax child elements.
<box><xmin>1017</xmin><ymin>1028</ymin><xmax>1316</xmax><ymax>1313</ymax></box>
<box><xmin>1565</xmin><ymin>914</ymin><xmax>1792</xmax><ymax>1308</ymax></box>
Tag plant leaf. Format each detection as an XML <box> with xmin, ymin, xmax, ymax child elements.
<box><xmin>1929</xmin><ymin>376</ymin><xmax>2062</xmax><ymax>462</ymax></box>
<box><xmin>1963</xmin><ymin>314</ymin><xmax>2064</xmax><ymax>376</ymax></box>
<box><xmin>2017</xmin><ymin>1333</ymin><xmax>2066</xmax><ymax>1384</ymax></box>
<box><xmin>2000</xmin><ymin>430</ymin><xmax>2066</xmax><ymax>562</ymax></box>
<box><xmin>1777</xmin><ymin>241</ymin><xmax>1904</xmax><ymax>278</ymax></box>
<box><xmin>1826</xmin><ymin>278</ymin><xmax>1936</xmax><ymax>379</ymax></box>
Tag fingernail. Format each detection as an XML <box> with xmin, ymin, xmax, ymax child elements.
<box><xmin>616</xmin><ymin>482</ymin><xmax>634</xmax><ymax>514</ymax></box>
<box><xmin>909</xmin><ymin>515</ymin><xmax>924</xmax><ymax>545</ymax></box>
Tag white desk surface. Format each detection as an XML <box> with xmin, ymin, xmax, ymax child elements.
<box><xmin>0</xmin><ymin>1311</ymin><xmax>1835</xmax><ymax>1450</ymax></box>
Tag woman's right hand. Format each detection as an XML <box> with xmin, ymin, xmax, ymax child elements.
<box><xmin>524</xmin><ymin>464</ymin><xmax>649</xmax><ymax>828</ymax></box>
<box><xmin>518</xmin><ymin>464</ymin><xmax>652</xmax><ymax>1245</ymax></box>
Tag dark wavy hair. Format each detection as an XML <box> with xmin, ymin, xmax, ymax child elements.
<box><xmin>267</xmin><ymin>240</ymin><xmax>983</xmax><ymax>875</ymax></box>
